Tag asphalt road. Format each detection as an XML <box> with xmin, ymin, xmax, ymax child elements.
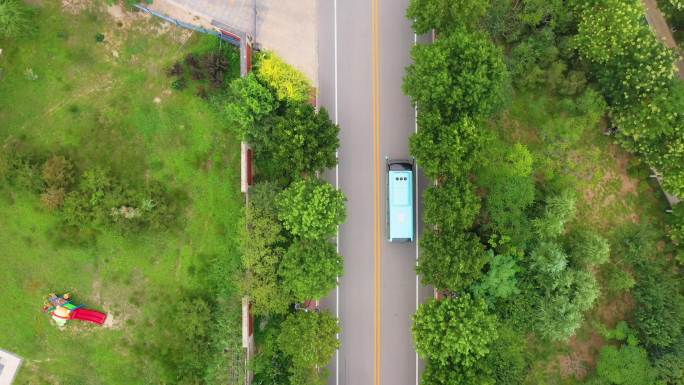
<box><xmin>318</xmin><ymin>1</ymin><xmax>433</xmax><ymax>384</ymax></box>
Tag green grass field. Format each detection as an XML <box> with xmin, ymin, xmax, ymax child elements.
<box><xmin>0</xmin><ymin>2</ymin><xmax>243</xmax><ymax>384</ymax></box>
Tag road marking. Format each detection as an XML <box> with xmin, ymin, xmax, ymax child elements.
<box><xmin>333</xmin><ymin>1</ymin><xmax>340</xmax><ymax>385</ymax></box>
<box><xmin>413</xmin><ymin>29</ymin><xmax>419</xmax><ymax>385</ymax></box>
<box><xmin>372</xmin><ymin>0</ymin><xmax>382</xmax><ymax>384</ymax></box>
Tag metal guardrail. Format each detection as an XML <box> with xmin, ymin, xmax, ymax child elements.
<box><xmin>134</xmin><ymin>4</ymin><xmax>221</xmax><ymax>36</ymax></box>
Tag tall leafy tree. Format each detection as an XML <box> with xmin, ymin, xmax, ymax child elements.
<box><xmin>410</xmin><ymin>114</ymin><xmax>483</xmax><ymax>179</ymax></box>
<box><xmin>423</xmin><ymin>178</ymin><xmax>480</xmax><ymax>231</ymax></box>
<box><xmin>249</xmin><ymin>103</ymin><xmax>339</xmax><ymax>180</ymax></box>
<box><xmin>278</xmin><ymin>311</ymin><xmax>340</xmax><ymax>384</ymax></box>
<box><xmin>277</xmin><ymin>179</ymin><xmax>346</xmax><ymax>239</ymax></box>
<box><xmin>413</xmin><ymin>295</ymin><xmax>498</xmax><ymax>368</ymax></box>
<box><xmin>224</xmin><ymin>73</ymin><xmax>276</xmax><ymax>139</ymax></box>
<box><xmin>476</xmin><ymin>142</ymin><xmax>535</xmax><ymax>246</ymax></box>
<box><xmin>279</xmin><ymin>238</ymin><xmax>343</xmax><ymax>302</ymax></box>
<box><xmin>403</xmin><ymin>28</ymin><xmax>509</xmax><ymax>122</ymax></box>
<box><xmin>241</xmin><ymin>182</ymin><xmax>291</xmax><ymax>315</ymax></box>
<box><xmin>417</xmin><ymin>229</ymin><xmax>489</xmax><ymax>292</ymax></box>
<box><xmin>406</xmin><ymin>0</ymin><xmax>489</xmax><ymax>33</ymax></box>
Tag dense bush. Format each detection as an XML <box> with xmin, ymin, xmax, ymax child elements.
<box><xmin>277</xmin><ymin>179</ymin><xmax>346</xmax><ymax>240</ymax></box>
<box><xmin>41</xmin><ymin>155</ymin><xmax>74</xmax><ymax>188</ymax></box>
<box><xmin>256</xmin><ymin>53</ymin><xmax>311</xmax><ymax>103</ymax></box>
<box><xmin>60</xmin><ymin>168</ymin><xmax>179</xmax><ymax>232</ymax></box>
<box><xmin>0</xmin><ymin>0</ymin><xmax>30</xmax><ymax>39</ymax></box>
<box><xmin>139</xmin><ymin>296</ymin><xmax>214</xmax><ymax>384</ymax></box>
<box><xmin>632</xmin><ymin>264</ymin><xmax>684</xmax><ymax>349</ymax></box>
<box><xmin>593</xmin><ymin>345</ymin><xmax>656</xmax><ymax>385</ymax></box>
<box><xmin>653</xmin><ymin>335</ymin><xmax>684</xmax><ymax>385</ymax></box>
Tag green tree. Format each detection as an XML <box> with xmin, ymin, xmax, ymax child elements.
<box><xmin>249</xmin><ymin>103</ymin><xmax>339</xmax><ymax>180</ymax></box>
<box><xmin>403</xmin><ymin>28</ymin><xmax>509</xmax><ymax>121</ymax></box>
<box><xmin>256</xmin><ymin>52</ymin><xmax>311</xmax><ymax>103</ymax></box>
<box><xmin>602</xmin><ymin>264</ymin><xmax>636</xmax><ymax>294</ymax></box>
<box><xmin>277</xmin><ymin>311</ymin><xmax>340</xmax><ymax>384</ymax></box>
<box><xmin>420</xmin><ymin>359</ymin><xmax>495</xmax><ymax>385</ymax></box>
<box><xmin>536</xmin><ymin>268</ymin><xmax>600</xmax><ymax>341</ymax></box>
<box><xmin>423</xmin><ymin>178</ymin><xmax>480</xmax><ymax>231</ymax></box>
<box><xmin>417</xmin><ymin>229</ymin><xmax>489</xmax><ymax>292</ymax></box>
<box><xmin>0</xmin><ymin>0</ymin><xmax>30</xmax><ymax>38</ymax></box>
<box><xmin>406</xmin><ymin>0</ymin><xmax>489</xmax><ymax>33</ymax></box>
<box><xmin>279</xmin><ymin>238</ymin><xmax>343</xmax><ymax>302</ymax></box>
<box><xmin>413</xmin><ymin>295</ymin><xmax>498</xmax><ymax>368</ymax></box>
<box><xmin>654</xmin><ymin>336</ymin><xmax>684</xmax><ymax>385</ymax></box>
<box><xmin>532</xmin><ymin>191</ymin><xmax>576</xmax><ymax>240</ymax></box>
<box><xmin>242</xmin><ymin>182</ymin><xmax>291</xmax><ymax>315</ymax></box>
<box><xmin>633</xmin><ymin>265</ymin><xmax>684</xmax><ymax>349</ymax></box>
<box><xmin>224</xmin><ymin>73</ymin><xmax>276</xmax><ymax>139</ymax></box>
<box><xmin>484</xmin><ymin>326</ymin><xmax>527</xmax><ymax>385</ymax></box>
<box><xmin>410</xmin><ymin>114</ymin><xmax>483</xmax><ymax>179</ymax></box>
<box><xmin>573</xmin><ymin>0</ymin><xmax>646</xmax><ymax>65</ymax></box>
<box><xmin>594</xmin><ymin>345</ymin><xmax>656</xmax><ymax>385</ymax></box>
<box><xmin>567</xmin><ymin>229</ymin><xmax>611</xmax><ymax>268</ymax></box>
<box><xmin>474</xmin><ymin>252</ymin><xmax>521</xmax><ymax>301</ymax></box>
<box><xmin>277</xmin><ymin>179</ymin><xmax>346</xmax><ymax>239</ymax></box>
<box><xmin>477</xmin><ymin>142</ymin><xmax>535</xmax><ymax>245</ymax></box>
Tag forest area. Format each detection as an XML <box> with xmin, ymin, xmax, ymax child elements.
<box><xmin>405</xmin><ymin>0</ymin><xmax>684</xmax><ymax>384</ymax></box>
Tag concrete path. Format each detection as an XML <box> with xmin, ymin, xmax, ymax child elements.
<box><xmin>0</xmin><ymin>350</ymin><xmax>22</xmax><ymax>385</ymax></box>
<box><xmin>317</xmin><ymin>1</ymin><xmax>432</xmax><ymax>384</ymax></box>
<box><xmin>643</xmin><ymin>0</ymin><xmax>684</xmax><ymax>77</ymax></box>
<box><xmin>147</xmin><ymin>0</ymin><xmax>318</xmax><ymax>86</ymax></box>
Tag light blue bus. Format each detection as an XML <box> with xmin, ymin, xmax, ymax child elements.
<box><xmin>387</xmin><ymin>158</ymin><xmax>415</xmax><ymax>243</ymax></box>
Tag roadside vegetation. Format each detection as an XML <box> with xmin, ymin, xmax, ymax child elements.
<box><xmin>222</xmin><ymin>52</ymin><xmax>344</xmax><ymax>385</ymax></box>
<box><xmin>406</xmin><ymin>0</ymin><xmax>684</xmax><ymax>384</ymax></box>
<box><xmin>658</xmin><ymin>0</ymin><xmax>684</xmax><ymax>45</ymax></box>
<box><xmin>0</xmin><ymin>2</ymin><xmax>244</xmax><ymax>384</ymax></box>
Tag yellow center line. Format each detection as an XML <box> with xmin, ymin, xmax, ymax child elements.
<box><xmin>372</xmin><ymin>0</ymin><xmax>382</xmax><ymax>385</ymax></box>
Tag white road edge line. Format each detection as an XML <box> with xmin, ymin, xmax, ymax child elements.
<box><xmin>413</xmin><ymin>30</ymin><xmax>419</xmax><ymax>385</ymax></box>
<box><xmin>334</xmin><ymin>1</ymin><xmax>340</xmax><ymax>385</ymax></box>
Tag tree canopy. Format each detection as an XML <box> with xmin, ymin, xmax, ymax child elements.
<box><xmin>413</xmin><ymin>295</ymin><xmax>498</xmax><ymax>368</ymax></box>
<box><xmin>277</xmin><ymin>179</ymin><xmax>346</xmax><ymax>239</ymax></box>
<box><xmin>279</xmin><ymin>238</ymin><xmax>343</xmax><ymax>302</ymax></box>
<box><xmin>403</xmin><ymin>28</ymin><xmax>509</xmax><ymax>122</ymax></box>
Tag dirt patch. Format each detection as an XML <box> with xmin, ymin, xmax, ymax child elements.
<box><xmin>61</xmin><ymin>0</ymin><xmax>89</xmax><ymax>14</ymax></box>
<box><xmin>597</xmin><ymin>292</ymin><xmax>635</xmax><ymax>327</ymax></box>
<box><xmin>558</xmin><ymin>332</ymin><xmax>605</xmax><ymax>380</ymax></box>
